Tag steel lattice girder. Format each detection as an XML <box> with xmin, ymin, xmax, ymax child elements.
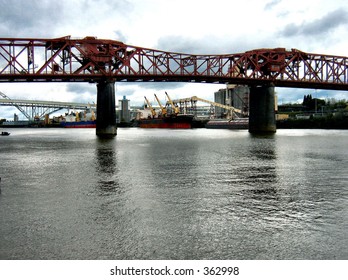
<box><xmin>0</xmin><ymin>36</ymin><xmax>347</xmax><ymax>90</ymax></box>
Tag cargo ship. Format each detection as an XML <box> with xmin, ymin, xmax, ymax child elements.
<box><xmin>60</xmin><ymin>110</ymin><xmax>96</xmax><ymax>128</ymax></box>
<box><xmin>138</xmin><ymin>114</ymin><xmax>194</xmax><ymax>129</ymax></box>
<box><xmin>137</xmin><ymin>93</ymin><xmax>194</xmax><ymax>129</ymax></box>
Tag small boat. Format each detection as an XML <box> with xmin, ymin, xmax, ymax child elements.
<box><xmin>1</xmin><ymin>131</ymin><xmax>10</xmax><ymax>136</ymax></box>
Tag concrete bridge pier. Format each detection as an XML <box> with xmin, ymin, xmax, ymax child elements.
<box><xmin>96</xmin><ymin>80</ymin><xmax>117</xmax><ymax>138</ymax></box>
<box><xmin>249</xmin><ymin>84</ymin><xmax>276</xmax><ymax>133</ymax></box>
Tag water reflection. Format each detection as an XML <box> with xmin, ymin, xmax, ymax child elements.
<box><xmin>95</xmin><ymin>139</ymin><xmax>119</xmax><ymax>195</ymax></box>
<box><xmin>239</xmin><ymin>135</ymin><xmax>278</xmax><ymax>190</ymax></box>
<box><xmin>117</xmin><ymin>137</ymin><xmax>205</xmax><ymax>259</ymax></box>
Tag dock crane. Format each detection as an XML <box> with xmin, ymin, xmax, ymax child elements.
<box><xmin>191</xmin><ymin>96</ymin><xmax>242</xmax><ymax>117</ymax></box>
<box><xmin>154</xmin><ymin>94</ymin><xmax>167</xmax><ymax>117</ymax></box>
<box><xmin>170</xmin><ymin>96</ymin><xmax>242</xmax><ymax>119</ymax></box>
<box><xmin>144</xmin><ymin>96</ymin><xmax>157</xmax><ymax>118</ymax></box>
<box><xmin>165</xmin><ymin>92</ymin><xmax>180</xmax><ymax>115</ymax></box>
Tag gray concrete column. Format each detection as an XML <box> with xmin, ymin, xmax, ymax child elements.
<box><xmin>96</xmin><ymin>80</ymin><xmax>117</xmax><ymax>137</ymax></box>
<box><xmin>249</xmin><ymin>84</ymin><xmax>276</xmax><ymax>133</ymax></box>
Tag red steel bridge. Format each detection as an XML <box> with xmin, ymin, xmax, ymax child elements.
<box><xmin>0</xmin><ymin>36</ymin><xmax>347</xmax><ymax>135</ymax></box>
<box><xmin>0</xmin><ymin>35</ymin><xmax>347</xmax><ymax>90</ymax></box>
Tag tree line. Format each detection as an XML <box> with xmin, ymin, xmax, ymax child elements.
<box><xmin>302</xmin><ymin>95</ymin><xmax>347</xmax><ymax>111</ymax></box>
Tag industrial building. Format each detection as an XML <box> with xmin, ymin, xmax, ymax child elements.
<box><xmin>214</xmin><ymin>85</ymin><xmax>250</xmax><ymax>117</ymax></box>
<box><xmin>117</xmin><ymin>95</ymin><xmax>131</xmax><ymax>123</ymax></box>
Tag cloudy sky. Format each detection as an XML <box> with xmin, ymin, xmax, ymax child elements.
<box><xmin>1</xmin><ymin>0</ymin><xmax>348</xmax><ymax>119</ymax></box>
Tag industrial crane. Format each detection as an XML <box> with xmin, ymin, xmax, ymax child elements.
<box><xmin>170</xmin><ymin>96</ymin><xmax>242</xmax><ymax>118</ymax></box>
<box><xmin>154</xmin><ymin>94</ymin><xmax>167</xmax><ymax>117</ymax></box>
<box><xmin>165</xmin><ymin>92</ymin><xmax>180</xmax><ymax>115</ymax></box>
<box><xmin>191</xmin><ymin>96</ymin><xmax>242</xmax><ymax>115</ymax></box>
<box><xmin>144</xmin><ymin>96</ymin><xmax>157</xmax><ymax>118</ymax></box>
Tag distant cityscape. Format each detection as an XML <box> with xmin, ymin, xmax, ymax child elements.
<box><xmin>1</xmin><ymin>84</ymin><xmax>348</xmax><ymax>129</ymax></box>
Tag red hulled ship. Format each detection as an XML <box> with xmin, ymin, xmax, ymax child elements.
<box><xmin>138</xmin><ymin>114</ymin><xmax>194</xmax><ymax>129</ymax></box>
<box><xmin>138</xmin><ymin>92</ymin><xmax>194</xmax><ymax>129</ymax></box>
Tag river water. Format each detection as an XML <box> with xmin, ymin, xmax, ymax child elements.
<box><xmin>0</xmin><ymin>128</ymin><xmax>347</xmax><ymax>260</ymax></box>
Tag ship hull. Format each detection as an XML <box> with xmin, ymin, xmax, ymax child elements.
<box><xmin>61</xmin><ymin>120</ymin><xmax>96</xmax><ymax>128</ymax></box>
<box><xmin>138</xmin><ymin>115</ymin><xmax>193</xmax><ymax>129</ymax></box>
<box><xmin>205</xmin><ymin>119</ymin><xmax>249</xmax><ymax>129</ymax></box>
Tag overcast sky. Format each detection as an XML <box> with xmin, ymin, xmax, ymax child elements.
<box><xmin>1</xmin><ymin>0</ymin><xmax>348</xmax><ymax>119</ymax></box>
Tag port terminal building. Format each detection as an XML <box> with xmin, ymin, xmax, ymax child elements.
<box><xmin>214</xmin><ymin>85</ymin><xmax>250</xmax><ymax>118</ymax></box>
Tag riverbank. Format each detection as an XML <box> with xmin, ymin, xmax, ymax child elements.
<box><xmin>277</xmin><ymin>115</ymin><xmax>348</xmax><ymax>129</ymax></box>
<box><xmin>2</xmin><ymin>116</ymin><xmax>348</xmax><ymax>129</ymax></box>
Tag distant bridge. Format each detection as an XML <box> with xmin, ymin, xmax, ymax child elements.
<box><xmin>0</xmin><ymin>91</ymin><xmax>95</xmax><ymax>120</ymax></box>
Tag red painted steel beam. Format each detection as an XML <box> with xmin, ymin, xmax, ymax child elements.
<box><xmin>0</xmin><ymin>36</ymin><xmax>347</xmax><ymax>90</ymax></box>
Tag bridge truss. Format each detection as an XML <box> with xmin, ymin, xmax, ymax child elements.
<box><xmin>0</xmin><ymin>36</ymin><xmax>347</xmax><ymax>90</ymax></box>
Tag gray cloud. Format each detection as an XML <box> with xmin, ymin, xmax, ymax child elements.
<box><xmin>156</xmin><ymin>34</ymin><xmax>277</xmax><ymax>55</ymax></box>
<box><xmin>68</xmin><ymin>82</ymin><xmax>184</xmax><ymax>101</ymax></box>
<box><xmin>0</xmin><ymin>0</ymin><xmax>132</xmax><ymax>38</ymax></box>
<box><xmin>156</xmin><ymin>36</ymin><xmax>204</xmax><ymax>54</ymax></box>
<box><xmin>0</xmin><ymin>106</ymin><xmax>17</xmax><ymax>119</ymax></box>
<box><xmin>133</xmin><ymin>82</ymin><xmax>184</xmax><ymax>91</ymax></box>
<box><xmin>67</xmin><ymin>83</ymin><xmax>96</xmax><ymax>94</ymax></box>
<box><xmin>113</xmin><ymin>30</ymin><xmax>128</xmax><ymax>42</ymax></box>
<box><xmin>65</xmin><ymin>0</ymin><xmax>133</xmax><ymax>27</ymax></box>
<box><xmin>66</xmin><ymin>83</ymin><xmax>96</xmax><ymax>103</ymax></box>
<box><xmin>0</xmin><ymin>0</ymin><xmax>63</xmax><ymax>37</ymax></box>
<box><xmin>264</xmin><ymin>0</ymin><xmax>282</xmax><ymax>11</ymax></box>
<box><xmin>156</xmin><ymin>35</ymin><xmax>237</xmax><ymax>54</ymax></box>
<box><xmin>117</xmin><ymin>87</ymin><xmax>136</xmax><ymax>98</ymax></box>
<box><xmin>280</xmin><ymin>8</ymin><xmax>348</xmax><ymax>37</ymax></box>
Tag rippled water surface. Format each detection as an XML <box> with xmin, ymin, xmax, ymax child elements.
<box><xmin>0</xmin><ymin>128</ymin><xmax>347</xmax><ymax>259</ymax></box>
